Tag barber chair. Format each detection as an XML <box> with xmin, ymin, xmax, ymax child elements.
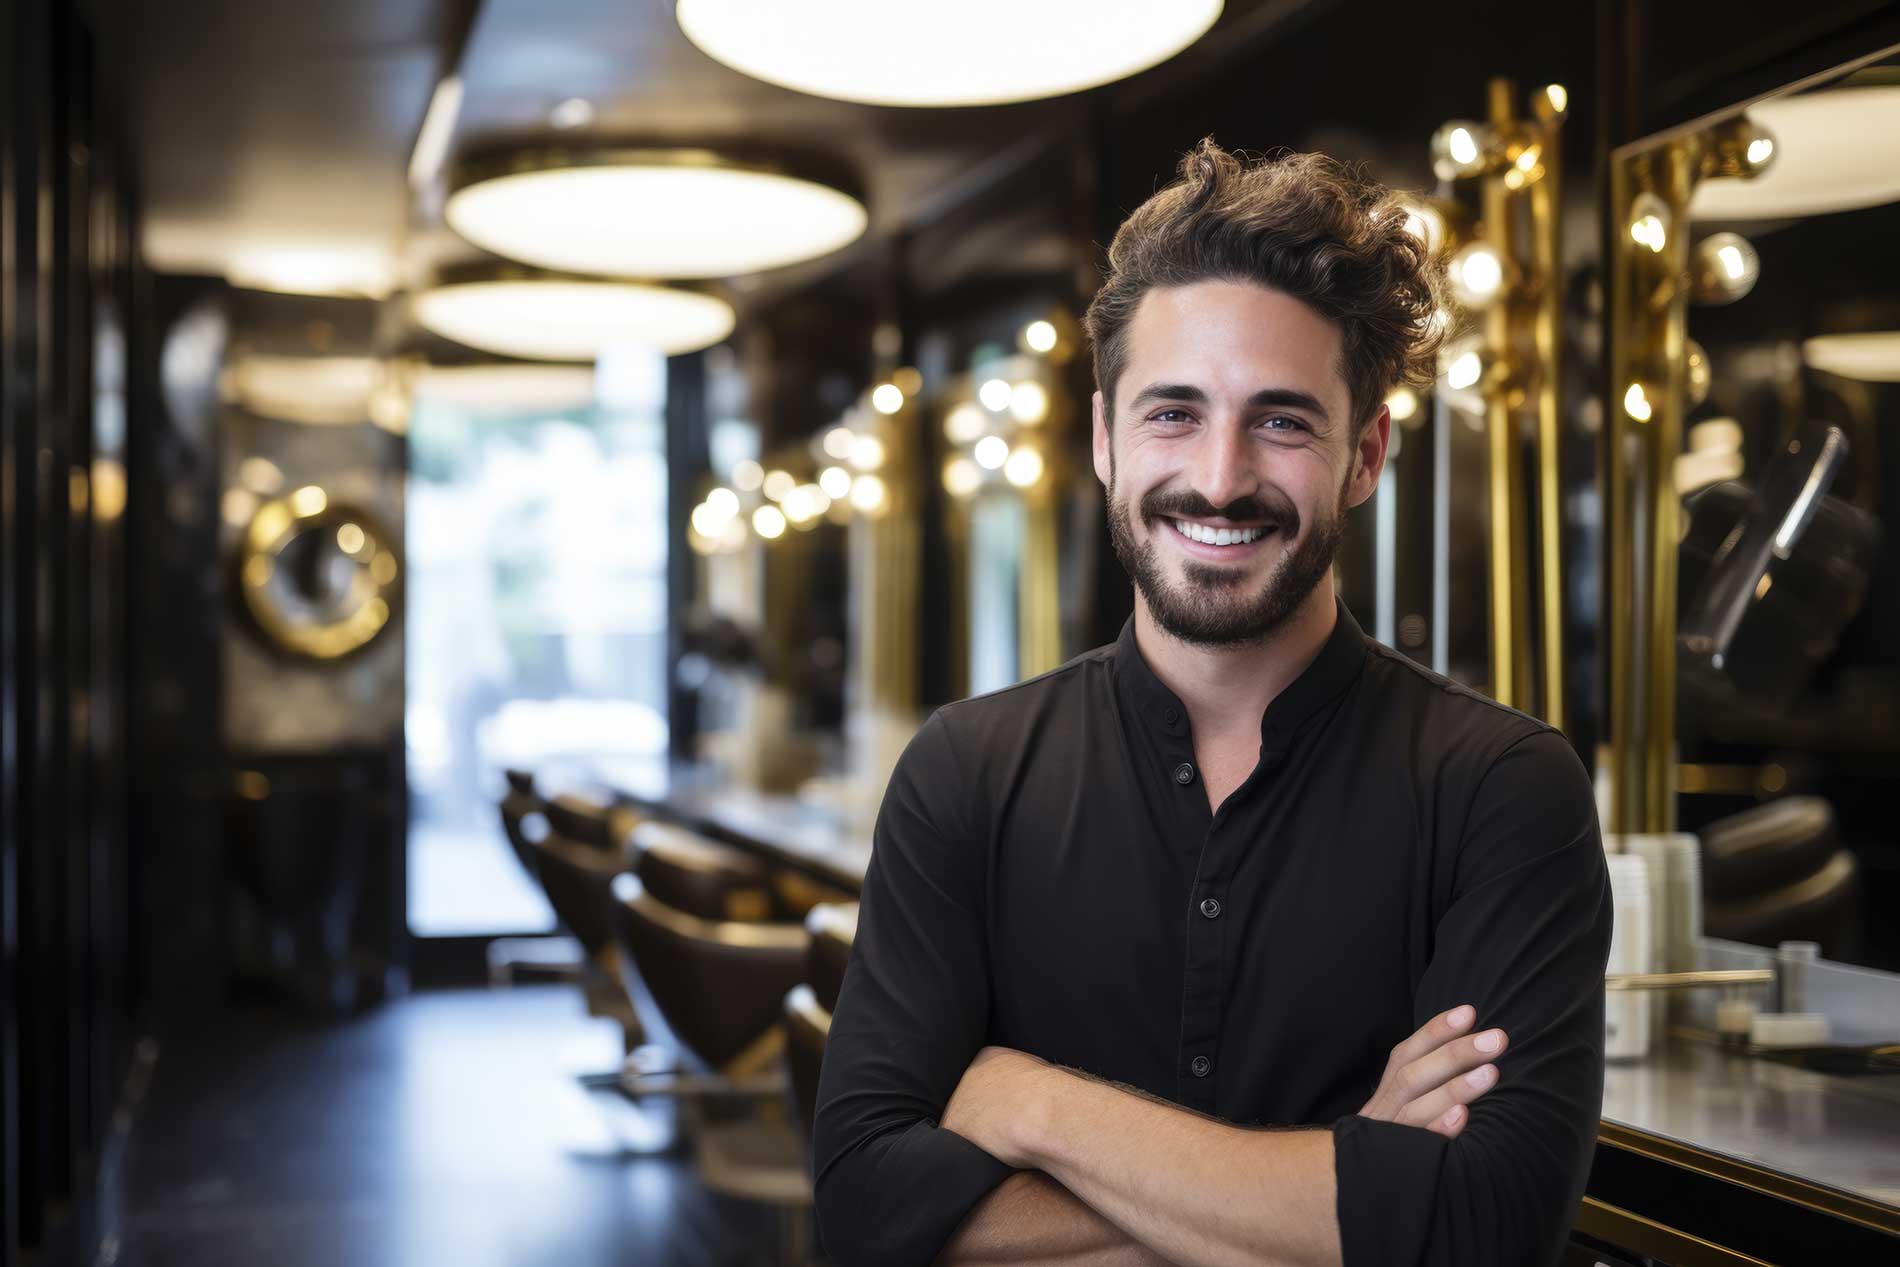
<box><xmin>784</xmin><ymin>902</ymin><xmax>858</xmax><ymax>1152</ymax></box>
<box><xmin>487</xmin><ymin>771</ymin><xmax>590</xmax><ymax>987</ymax></box>
<box><xmin>498</xmin><ymin>768</ymin><xmax>545</xmax><ymax>880</ymax></box>
<box><xmin>527</xmin><ymin>793</ymin><xmax>646</xmax><ymax>1053</ymax></box>
<box><xmin>633</xmin><ymin>820</ymin><xmax>777</xmax><ymax>923</ymax></box>
<box><xmin>1701</xmin><ymin>797</ymin><xmax>1862</xmax><ymax>960</ymax></box>
<box><xmin>610</xmin><ymin>866</ymin><xmax>816</xmax><ymax>1263</ymax></box>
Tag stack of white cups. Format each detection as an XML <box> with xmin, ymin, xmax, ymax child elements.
<box><xmin>1604</xmin><ymin>852</ymin><xmax>1652</xmax><ymax>1061</ymax></box>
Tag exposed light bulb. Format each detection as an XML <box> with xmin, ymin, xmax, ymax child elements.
<box><xmin>871</xmin><ymin>382</ymin><xmax>904</xmax><ymax>414</ymax></box>
<box><xmin>1003</xmin><ymin>446</ymin><xmax>1045</xmax><ymax>488</ymax></box>
<box><xmin>973</xmin><ymin>434</ymin><xmax>1010</xmax><ymax>470</ymax></box>
<box><xmin>752</xmin><ymin>504</ymin><xmax>787</xmax><ymax>539</ymax></box>
<box><xmin>978</xmin><ymin>378</ymin><xmax>1013</xmax><ymax>412</ymax></box>
<box><xmin>1623</xmin><ymin>382</ymin><xmax>1653</xmax><ymax>422</ymax></box>
<box><xmin>943</xmin><ymin>456</ymin><xmax>982</xmax><ymax>498</ymax></box>
<box><xmin>1023</xmin><ymin>320</ymin><xmax>1058</xmax><ymax>354</ymax></box>
<box><xmin>818</xmin><ymin>465</ymin><xmax>852</xmax><ymax>499</ymax></box>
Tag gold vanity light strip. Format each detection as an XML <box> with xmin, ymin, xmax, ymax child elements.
<box><xmin>1574</xmin><ymin>1197</ymin><xmax>1774</xmax><ymax>1267</ymax></box>
<box><xmin>1596</xmin><ymin>1121</ymin><xmax>1900</xmax><ymax>1239</ymax></box>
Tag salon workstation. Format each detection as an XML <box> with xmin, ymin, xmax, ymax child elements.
<box><xmin>8</xmin><ymin>2</ymin><xmax>1900</xmax><ymax>1266</ymax></box>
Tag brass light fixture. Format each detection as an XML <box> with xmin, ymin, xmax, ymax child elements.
<box><xmin>1426</xmin><ymin>80</ymin><xmax>1570</xmax><ymax>730</ymax></box>
<box><xmin>445</xmin><ymin>147</ymin><xmax>868</xmax><ymax>279</ymax></box>
<box><xmin>1606</xmin><ymin>114</ymin><xmax>1776</xmax><ymax>833</ymax></box>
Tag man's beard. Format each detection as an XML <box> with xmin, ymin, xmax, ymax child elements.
<box><xmin>1107</xmin><ymin>471</ymin><xmax>1348</xmax><ymax>648</ymax></box>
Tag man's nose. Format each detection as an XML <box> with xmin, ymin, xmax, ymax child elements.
<box><xmin>1190</xmin><ymin>424</ymin><xmax>1257</xmax><ymax>511</ymax></box>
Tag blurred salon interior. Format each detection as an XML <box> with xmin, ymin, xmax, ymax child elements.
<box><xmin>6</xmin><ymin>0</ymin><xmax>1900</xmax><ymax>1263</ymax></box>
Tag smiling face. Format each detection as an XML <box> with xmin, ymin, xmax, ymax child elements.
<box><xmin>1093</xmin><ymin>279</ymin><xmax>1389</xmax><ymax>648</ymax></box>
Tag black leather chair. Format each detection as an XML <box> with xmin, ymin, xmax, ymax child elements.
<box><xmin>498</xmin><ymin>768</ymin><xmax>546</xmax><ymax>882</ymax></box>
<box><xmin>633</xmin><ymin>821</ymin><xmax>775</xmax><ymax>923</ymax></box>
<box><xmin>528</xmin><ymin>793</ymin><xmax>645</xmax><ymax>1051</ymax></box>
<box><xmin>610</xmin><ymin>868</ymin><xmax>816</xmax><ymax>1262</ymax></box>
<box><xmin>784</xmin><ymin>901</ymin><xmax>857</xmax><ymax>1153</ymax></box>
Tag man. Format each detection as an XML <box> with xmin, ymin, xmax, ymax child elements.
<box><xmin>812</xmin><ymin>140</ymin><xmax>1611</xmax><ymax>1267</ymax></box>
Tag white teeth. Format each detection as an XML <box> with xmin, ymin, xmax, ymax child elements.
<box><xmin>1171</xmin><ymin>519</ymin><xmax>1265</xmax><ymax>546</ymax></box>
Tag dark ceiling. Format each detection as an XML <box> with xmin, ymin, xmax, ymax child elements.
<box><xmin>115</xmin><ymin>0</ymin><xmax>1333</xmax><ymax>307</ymax></box>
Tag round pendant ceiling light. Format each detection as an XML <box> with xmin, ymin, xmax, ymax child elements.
<box><xmin>413</xmin><ymin>266</ymin><xmax>735</xmax><ymax>361</ymax></box>
<box><xmin>445</xmin><ymin>148</ymin><xmax>868</xmax><ymax>278</ymax></box>
<box><xmin>675</xmin><ymin>0</ymin><xmax>1224</xmax><ymax>108</ymax></box>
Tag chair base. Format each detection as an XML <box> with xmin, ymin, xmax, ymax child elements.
<box><xmin>485</xmin><ymin>934</ymin><xmax>584</xmax><ymax>986</ymax></box>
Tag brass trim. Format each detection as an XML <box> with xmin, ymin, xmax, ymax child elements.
<box><xmin>1604</xmin><ymin>968</ymin><xmax>1774</xmax><ymax>991</ymax></box>
<box><xmin>446</xmin><ymin>143</ymin><xmax>867</xmax><ymax>212</ymax></box>
<box><xmin>1597</xmin><ymin>1120</ymin><xmax>1900</xmax><ymax>1238</ymax></box>
<box><xmin>1575</xmin><ymin>1196</ymin><xmax>1776</xmax><ymax>1266</ymax></box>
<box><xmin>424</xmin><ymin>257</ymin><xmax>728</xmax><ymax>298</ymax></box>
<box><xmin>238</xmin><ymin>494</ymin><xmax>400</xmax><ymax>661</ymax></box>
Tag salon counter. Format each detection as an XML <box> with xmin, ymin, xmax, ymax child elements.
<box><xmin>1584</xmin><ymin>1035</ymin><xmax>1900</xmax><ymax>1261</ymax></box>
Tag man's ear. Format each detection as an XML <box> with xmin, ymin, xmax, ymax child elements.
<box><xmin>1091</xmin><ymin>391</ymin><xmax>1112</xmax><ymax>490</ymax></box>
<box><xmin>1345</xmin><ymin>404</ymin><xmax>1391</xmax><ymax>509</ymax></box>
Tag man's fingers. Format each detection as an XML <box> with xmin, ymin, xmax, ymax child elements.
<box><xmin>1396</xmin><ymin>1062</ymin><xmax>1499</xmax><ymax>1131</ymax></box>
<box><xmin>1386</xmin><ymin>1003</ymin><xmax>1477</xmax><ymax>1071</ymax></box>
<box><xmin>1396</xmin><ymin>1028</ymin><xmax>1509</xmax><ymax>1103</ymax></box>
<box><xmin>1426</xmin><ymin>1102</ymin><xmax>1470</xmax><ymax>1140</ymax></box>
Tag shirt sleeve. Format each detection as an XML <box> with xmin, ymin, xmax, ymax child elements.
<box><xmin>1331</xmin><ymin>727</ymin><xmax>1613</xmax><ymax>1267</ymax></box>
<box><xmin>811</xmin><ymin>709</ymin><xmax>1015</xmax><ymax>1266</ymax></box>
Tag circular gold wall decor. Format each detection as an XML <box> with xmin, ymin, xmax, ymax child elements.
<box><xmin>240</xmin><ymin>486</ymin><xmax>400</xmax><ymax>659</ymax></box>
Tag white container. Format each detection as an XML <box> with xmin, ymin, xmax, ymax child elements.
<box><xmin>1605</xmin><ymin>852</ymin><xmax>1653</xmax><ymax>1061</ymax></box>
<box><xmin>1608</xmin><ymin>832</ymin><xmax>1702</xmax><ymax>1029</ymax></box>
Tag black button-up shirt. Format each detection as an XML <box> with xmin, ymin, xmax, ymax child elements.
<box><xmin>813</xmin><ymin>600</ymin><xmax>1611</xmax><ymax>1267</ymax></box>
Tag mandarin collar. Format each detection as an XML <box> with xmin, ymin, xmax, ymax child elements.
<box><xmin>1112</xmin><ymin>597</ymin><xmax>1368</xmax><ymax>747</ymax></box>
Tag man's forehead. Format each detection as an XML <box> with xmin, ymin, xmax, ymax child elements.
<box><xmin>1120</xmin><ymin>281</ymin><xmax>1348</xmax><ymax>406</ymax></box>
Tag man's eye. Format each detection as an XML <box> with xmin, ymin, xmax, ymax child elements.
<box><xmin>1150</xmin><ymin>409</ymin><xmax>1193</xmax><ymax>425</ymax></box>
<box><xmin>1261</xmin><ymin>415</ymin><xmax>1306</xmax><ymax>432</ymax></box>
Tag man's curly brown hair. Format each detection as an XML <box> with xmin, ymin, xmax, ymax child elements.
<box><xmin>1084</xmin><ymin>139</ymin><xmax>1445</xmax><ymax>436</ymax></box>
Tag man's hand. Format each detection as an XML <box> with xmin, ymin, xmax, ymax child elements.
<box><xmin>1357</xmin><ymin>1003</ymin><xmax>1508</xmax><ymax>1138</ymax></box>
<box><xmin>940</xmin><ymin>1045</ymin><xmax>1051</xmax><ymax>1168</ymax></box>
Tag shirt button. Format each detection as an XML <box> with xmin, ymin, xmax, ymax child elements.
<box><xmin>1200</xmin><ymin>897</ymin><xmax>1222</xmax><ymax>919</ymax></box>
<box><xmin>1190</xmin><ymin>1055</ymin><xmax>1212</xmax><ymax>1077</ymax></box>
<box><xmin>1172</xmin><ymin>762</ymin><xmax>1195</xmax><ymax>786</ymax></box>
<box><xmin>1163</xmin><ymin>706</ymin><xmax>1179</xmax><ymax>725</ymax></box>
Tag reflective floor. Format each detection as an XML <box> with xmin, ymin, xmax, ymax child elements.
<box><xmin>125</xmin><ymin>986</ymin><xmax>782</xmax><ymax>1267</ymax></box>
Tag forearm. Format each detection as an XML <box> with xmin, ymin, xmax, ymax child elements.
<box><xmin>1022</xmin><ymin>1070</ymin><xmax>1341</xmax><ymax>1267</ymax></box>
<box><xmin>936</xmin><ymin>1171</ymin><xmax>1176</xmax><ymax>1267</ymax></box>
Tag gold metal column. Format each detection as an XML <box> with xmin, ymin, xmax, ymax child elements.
<box><xmin>1441</xmin><ymin>77</ymin><xmax>1565</xmax><ymax>723</ymax></box>
<box><xmin>1481</xmin><ymin>80</ymin><xmax>1533</xmax><ymax>711</ymax></box>
<box><xmin>1017</xmin><ymin>469</ymin><xmax>1062</xmax><ymax>679</ymax></box>
<box><xmin>854</xmin><ymin>403</ymin><xmax>919</xmax><ymax>717</ymax></box>
<box><xmin>1529</xmin><ymin>86</ymin><xmax>1567</xmax><ymax>735</ymax></box>
<box><xmin>1605</xmin><ymin>118</ymin><xmax>1773</xmax><ymax>833</ymax></box>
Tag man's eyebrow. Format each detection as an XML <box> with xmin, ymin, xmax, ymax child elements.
<box><xmin>1127</xmin><ymin>382</ymin><xmax>1208</xmax><ymax>410</ymax></box>
<box><xmin>1126</xmin><ymin>382</ymin><xmax>1331</xmax><ymax>422</ymax></box>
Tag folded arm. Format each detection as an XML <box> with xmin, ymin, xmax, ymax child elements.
<box><xmin>943</xmin><ymin>729</ymin><xmax>1612</xmax><ymax>1267</ymax></box>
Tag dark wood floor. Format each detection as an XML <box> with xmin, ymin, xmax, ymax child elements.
<box><xmin>124</xmin><ymin>985</ymin><xmax>788</xmax><ymax>1267</ymax></box>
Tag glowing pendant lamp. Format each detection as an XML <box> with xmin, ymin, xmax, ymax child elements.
<box><xmin>675</xmin><ymin>0</ymin><xmax>1224</xmax><ymax>108</ymax></box>
<box><xmin>413</xmin><ymin>265</ymin><xmax>735</xmax><ymax>361</ymax></box>
<box><xmin>446</xmin><ymin>148</ymin><xmax>868</xmax><ymax>278</ymax></box>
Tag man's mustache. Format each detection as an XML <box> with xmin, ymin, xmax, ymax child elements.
<box><xmin>1139</xmin><ymin>489</ymin><xmax>1298</xmax><ymax>534</ymax></box>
